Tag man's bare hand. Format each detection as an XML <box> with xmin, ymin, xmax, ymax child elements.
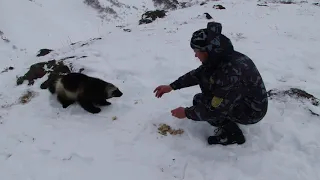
<box><xmin>154</xmin><ymin>85</ymin><xmax>173</xmax><ymax>98</ymax></box>
<box><xmin>171</xmin><ymin>107</ymin><xmax>186</xmax><ymax>119</ymax></box>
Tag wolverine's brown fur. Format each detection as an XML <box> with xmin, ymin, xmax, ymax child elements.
<box><xmin>48</xmin><ymin>72</ymin><xmax>123</xmax><ymax>114</ymax></box>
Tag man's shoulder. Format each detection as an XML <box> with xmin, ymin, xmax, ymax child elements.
<box><xmin>225</xmin><ymin>52</ymin><xmax>256</xmax><ymax>70</ymax></box>
<box><xmin>233</xmin><ymin>51</ymin><xmax>255</xmax><ymax>65</ymax></box>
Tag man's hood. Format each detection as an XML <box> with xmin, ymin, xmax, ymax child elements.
<box><xmin>203</xmin><ymin>21</ymin><xmax>234</xmax><ymax>67</ymax></box>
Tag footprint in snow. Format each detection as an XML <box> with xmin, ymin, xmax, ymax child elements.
<box><xmin>61</xmin><ymin>153</ymin><xmax>94</xmax><ymax>163</ymax></box>
<box><xmin>39</xmin><ymin>149</ymin><xmax>51</xmax><ymax>156</ymax></box>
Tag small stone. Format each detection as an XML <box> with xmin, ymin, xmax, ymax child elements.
<box><xmin>36</xmin><ymin>48</ymin><xmax>53</xmax><ymax>57</ymax></box>
<box><xmin>213</xmin><ymin>5</ymin><xmax>226</xmax><ymax>9</ymax></box>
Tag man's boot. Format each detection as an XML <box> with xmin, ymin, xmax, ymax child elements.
<box><xmin>207</xmin><ymin>121</ymin><xmax>245</xmax><ymax>145</ymax></box>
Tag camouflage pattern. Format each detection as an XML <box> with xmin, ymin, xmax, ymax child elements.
<box><xmin>170</xmin><ymin>21</ymin><xmax>268</xmax><ymax>126</ymax></box>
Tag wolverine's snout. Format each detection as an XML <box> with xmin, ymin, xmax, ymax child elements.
<box><xmin>112</xmin><ymin>89</ymin><xmax>123</xmax><ymax>97</ymax></box>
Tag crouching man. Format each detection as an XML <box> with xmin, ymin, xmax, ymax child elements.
<box><xmin>154</xmin><ymin>21</ymin><xmax>268</xmax><ymax>146</ymax></box>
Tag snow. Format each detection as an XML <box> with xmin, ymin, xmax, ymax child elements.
<box><xmin>1</xmin><ymin>0</ymin><xmax>320</xmax><ymax>180</ymax></box>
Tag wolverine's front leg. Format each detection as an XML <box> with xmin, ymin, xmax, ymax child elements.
<box><xmin>57</xmin><ymin>94</ymin><xmax>75</xmax><ymax>108</ymax></box>
<box><xmin>78</xmin><ymin>97</ymin><xmax>101</xmax><ymax>114</ymax></box>
<box><xmin>95</xmin><ymin>99</ymin><xmax>111</xmax><ymax>106</ymax></box>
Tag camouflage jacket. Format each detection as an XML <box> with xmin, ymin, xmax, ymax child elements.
<box><xmin>170</xmin><ymin>22</ymin><xmax>268</xmax><ymax>122</ymax></box>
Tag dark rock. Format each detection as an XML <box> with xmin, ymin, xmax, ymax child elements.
<box><xmin>116</xmin><ymin>25</ymin><xmax>125</xmax><ymax>28</ymax></box>
<box><xmin>139</xmin><ymin>10</ymin><xmax>167</xmax><ymax>25</ymax></box>
<box><xmin>204</xmin><ymin>13</ymin><xmax>212</xmax><ymax>19</ymax></box>
<box><xmin>79</xmin><ymin>68</ymin><xmax>85</xmax><ymax>73</ymax></box>
<box><xmin>80</xmin><ymin>37</ymin><xmax>102</xmax><ymax>47</ymax></box>
<box><xmin>257</xmin><ymin>4</ymin><xmax>268</xmax><ymax>6</ymax></box>
<box><xmin>279</xmin><ymin>1</ymin><xmax>295</xmax><ymax>4</ymax></box>
<box><xmin>200</xmin><ymin>2</ymin><xmax>207</xmax><ymax>6</ymax></box>
<box><xmin>213</xmin><ymin>4</ymin><xmax>225</xmax><ymax>9</ymax></box>
<box><xmin>60</xmin><ymin>56</ymin><xmax>76</xmax><ymax>60</ymax></box>
<box><xmin>1</xmin><ymin>66</ymin><xmax>14</xmax><ymax>74</ymax></box>
<box><xmin>139</xmin><ymin>18</ymin><xmax>153</xmax><ymax>25</ymax></box>
<box><xmin>313</xmin><ymin>3</ymin><xmax>320</xmax><ymax>6</ymax></box>
<box><xmin>123</xmin><ymin>29</ymin><xmax>131</xmax><ymax>32</ymax></box>
<box><xmin>36</xmin><ymin>49</ymin><xmax>53</xmax><ymax>57</ymax></box>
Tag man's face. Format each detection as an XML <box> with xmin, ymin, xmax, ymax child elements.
<box><xmin>194</xmin><ymin>49</ymin><xmax>208</xmax><ymax>63</ymax></box>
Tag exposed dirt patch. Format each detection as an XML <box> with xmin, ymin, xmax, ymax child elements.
<box><xmin>152</xmin><ymin>0</ymin><xmax>179</xmax><ymax>10</ymax></box>
<box><xmin>16</xmin><ymin>57</ymin><xmax>85</xmax><ymax>89</ymax></box>
<box><xmin>257</xmin><ymin>0</ymin><xmax>308</xmax><ymax>5</ymax></box>
<box><xmin>83</xmin><ymin>0</ymin><xmax>117</xmax><ymax>19</ymax></box>
<box><xmin>0</xmin><ymin>30</ymin><xmax>10</xmax><ymax>43</ymax></box>
<box><xmin>1</xmin><ymin>103</ymin><xmax>15</xmax><ymax>109</ymax></box>
<box><xmin>139</xmin><ymin>10</ymin><xmax>167</xmax><ymax>25</ymax></box>
<box><xmin>267</xmin><ymin>88</ymin><xmax>320</xmax><ymax>116</ymax></box>
<box><xmin>267</xmin><ymin>88</ymin><xmax>319</xmax><ymax>106</ymax></box>
<box><xmin>70</xmin><ymin>37</ymin><xmax>102</xmax><ymax>47</ymax></box>
<box><xmin>16</xmin><ymin>59</ymin><xmax>70</xmax><ymax>86</ymax></box>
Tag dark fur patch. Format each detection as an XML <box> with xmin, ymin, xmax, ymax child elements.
<box><xmin>49</xmin><ymin>72</ymin><xmax>123</xmax><ymax>114</ymax></box>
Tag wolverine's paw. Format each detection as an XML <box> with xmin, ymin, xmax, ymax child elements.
<box><xmin>96</xmin><ymin>100</ymin><xmax>111</xmax><ymax>106</ymax></box>
<box><xmin>61</xmin><ymin>101</ymin><xmax>75</xmax><ymax>108</ymax></box>
<box><xmin>89</xmin><ymin>107</ymin><xmax>101</xmax><ymax>114</ymax></box>
<box><xmin>78</xmin><ymin>98</ymin><xmax>102</xmax><ymax>114</ymax></box>
<box><xmin>62</xmin><ymin>104</ymin><xmax>69</xmax><ymax>108</ymax></box>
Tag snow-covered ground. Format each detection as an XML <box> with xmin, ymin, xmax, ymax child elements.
<box><xmin>1</xmin><ymin>0</ymin><xmax>320</xmax><ymax>179</ymax></box>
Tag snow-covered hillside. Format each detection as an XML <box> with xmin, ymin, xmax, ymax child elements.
<box><xmin>0</xmin><ymin>0</ymin><xmax>200</xmax><ymax>54</ymax></box>
<box><xmin>1</xmin><ymin>0</ymin><xmax>320</xmax><ymax>180</ymax></box>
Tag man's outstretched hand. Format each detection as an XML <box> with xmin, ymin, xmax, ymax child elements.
<box><xmin>154</xmin><ymin>85</ymin><xmax>186</xmax><ymax>119</ymax></box>
<box><xmin>171</xmin><ymin>107</ymin><xmax>186</xmax><ymax>119</ymax></box>
<box><xmin>154</xmin><ymin>85</ymin><xmax>173</xmax><ymax>98</ymax></box>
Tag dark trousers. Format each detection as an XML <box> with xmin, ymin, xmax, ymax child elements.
<box><xmin>192</xmin><ymin>93</ymin><xmax>267</xmax><ymax>127</ymax></box>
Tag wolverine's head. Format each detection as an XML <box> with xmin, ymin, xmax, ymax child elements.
<box><xmin>105</xmin><ymin>83</ymin><xmax>123</xmax><ymax>99</ymax></box>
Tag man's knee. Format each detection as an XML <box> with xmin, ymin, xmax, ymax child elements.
<box><xmin>207</xmin><ymin>118</ymin><xmax>230</xmax><ymax>127</ymax></box>
<box><xmin>193</xmin><ymin>93</ymin><xmax>203</xmax><ymax>106</ymax></box>
<box><xmin>231</xmin><ymin>103</ymin><xmax>267</xmax><ymax>125</ymax></box>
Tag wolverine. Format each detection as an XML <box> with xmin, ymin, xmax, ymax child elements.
<box><xmin>48</xmin><ymin>72</ymin><xmax>123</xmax><ymax>114</ymax></box>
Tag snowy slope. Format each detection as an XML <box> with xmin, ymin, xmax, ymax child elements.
<box><xmin>0</xmin><ymin>0</ymin><xmax>148</xmax><ymax>54</ymax></box>
<box><xmin>1</xmin><ymin>0</ymin><xmax>320</xmax><ymax>180</ymax></box>
<box><xmin>0</xmin><ymin>0</ymin><xmax>201</xmax><ymax>55</ymax></box>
